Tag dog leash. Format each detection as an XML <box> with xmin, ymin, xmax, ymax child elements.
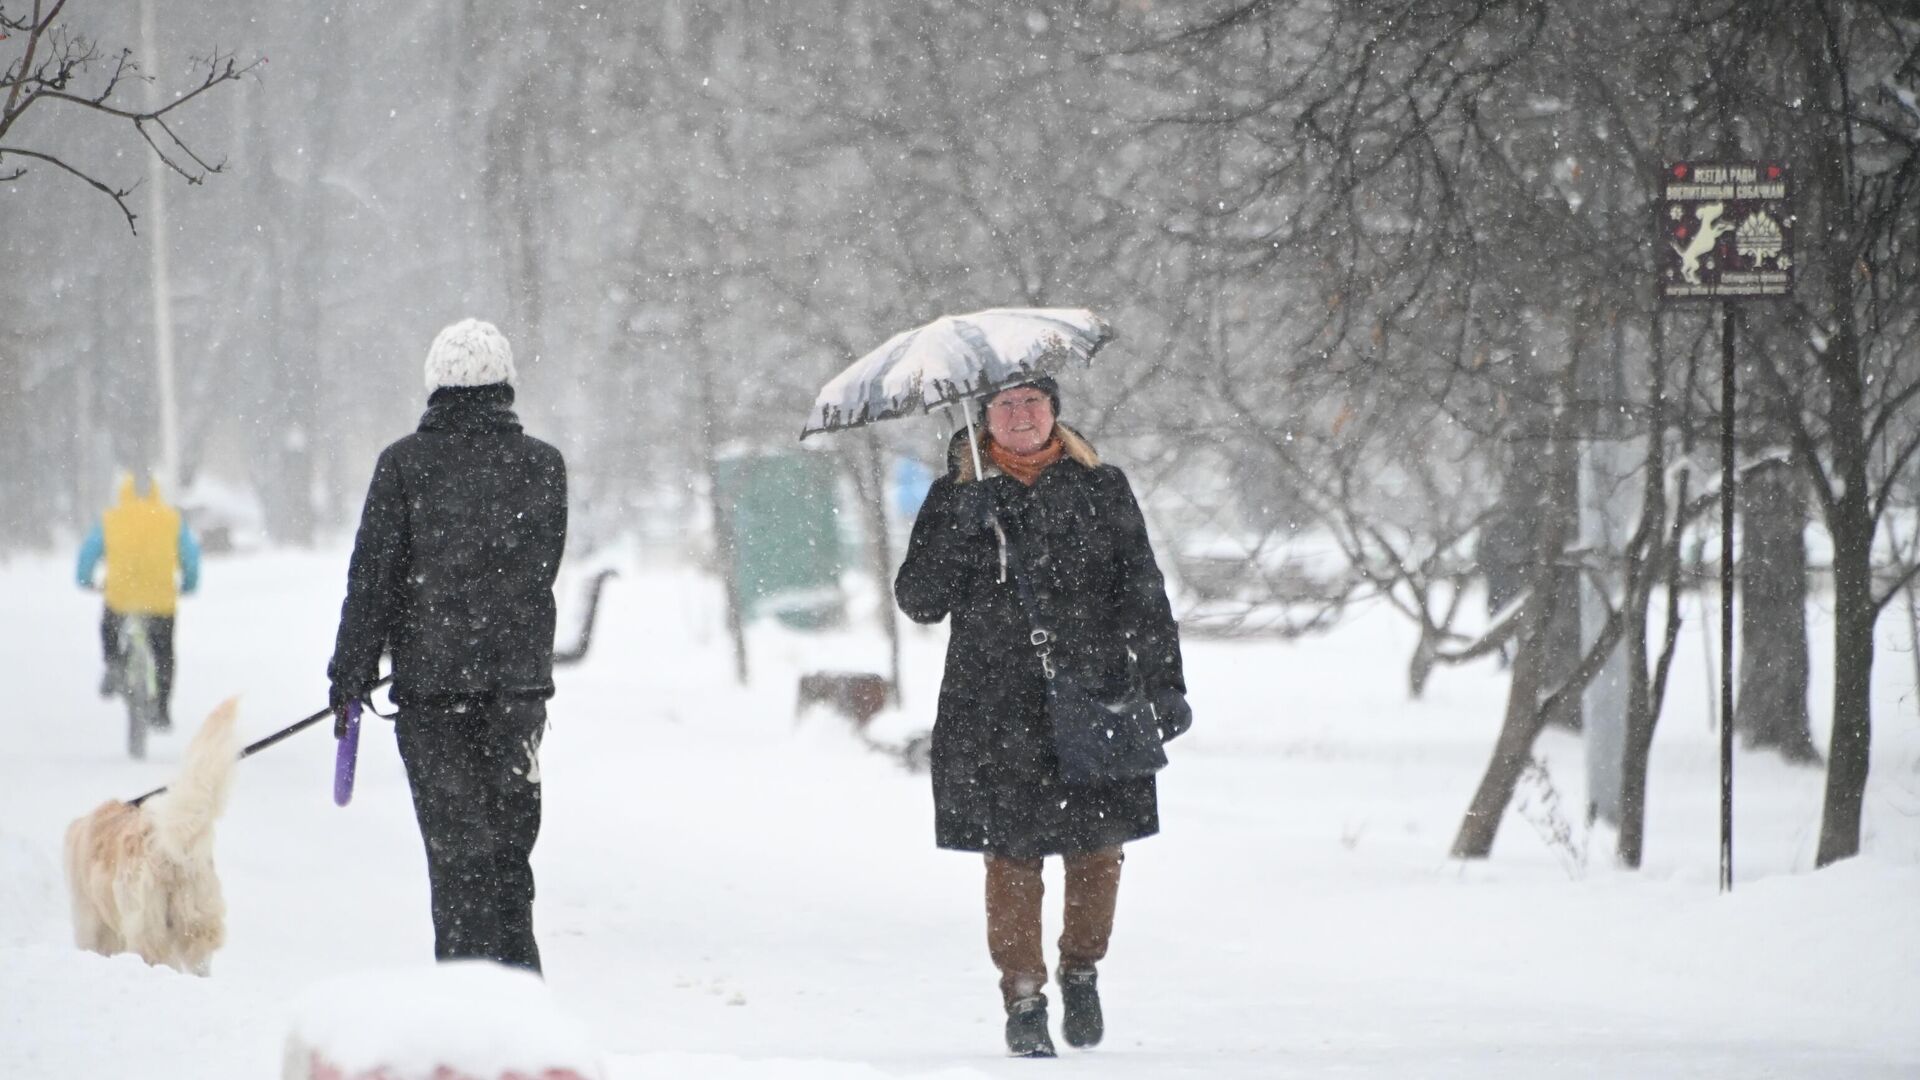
<box><xmin>127</xmin><ymin>676</ymin><xmax>394</xmax><ymax>807</ymax></box>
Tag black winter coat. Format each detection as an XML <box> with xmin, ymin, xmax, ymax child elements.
<box><xmin>329</xmin><ymin>385</ymin><xmax>568</xmax><ymax>708</ymax></box>
<box><xmin>894</xmin><ymin>432</ymin><xmax>1185</xmax><ymax>858</ymax></box>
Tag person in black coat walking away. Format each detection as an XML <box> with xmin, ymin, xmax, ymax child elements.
<box><xmin>328</xmin><ymin>318</ymin><xmax>567</xmax><ymax>974</ymax></box>
<box><xmin>894</xmin><ymin>376</ymin><xmax>1187</xmax><ymax>1057</ymax></box>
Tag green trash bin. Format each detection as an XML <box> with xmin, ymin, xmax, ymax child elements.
<box><xmin>715</xmin><ymin>452</ymin><xmax>846</xmax><ymax>629</ymax></box>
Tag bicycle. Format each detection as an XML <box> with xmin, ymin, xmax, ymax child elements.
<box><xmin>86</xmin><ymin>582</ymin><xmax>165</xmax><ymax>760</ymax></box>
<box><xmin>113</xmin><ymin>613</ymin><xmax>162</xmax><ymax>760</ymax></box>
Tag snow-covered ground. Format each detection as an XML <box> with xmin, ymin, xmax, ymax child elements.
<box><xmin>3</xmin><ymin>546</ymin><xmax>1917</xmax><ymax>1078</ymax></box>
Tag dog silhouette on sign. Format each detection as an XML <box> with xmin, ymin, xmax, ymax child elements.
<box><xmin>1672</xmin><ymin>203</ymin><xmax>1735</xmax><ymax>285</ymax></box>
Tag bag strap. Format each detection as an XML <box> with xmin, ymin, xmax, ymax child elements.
<box><xmin>994</xmin><ymin>511</ymin><xmax>1062</xmax><ymax>680</ymax></box>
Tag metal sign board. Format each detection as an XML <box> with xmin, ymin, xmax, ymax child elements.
<box><xmin>1658</xmin><ymin>162</ymin><xmax>1793</xmax><ymax>302</ymax></box>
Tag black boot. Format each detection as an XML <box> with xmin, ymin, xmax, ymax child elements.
<box><xmin>1005</xmin><ymin>994</ymin><xmax>1056</xmax><ymax>1058</ymax></box>
<box><xmin>1059</xmin><ymin>967</ymin><xmax>1102</xmax><ymax>1049</ymax></box>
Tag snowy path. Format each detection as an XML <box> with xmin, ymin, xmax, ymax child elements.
<box><xmin>3</xmin><ymin>549</ymin><xmax>1918</xmax><ymax>1078</ymax></box>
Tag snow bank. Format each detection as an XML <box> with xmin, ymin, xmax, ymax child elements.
<box><xmin>0</xmin><ymin>944</ymin><xmax>266</xmax><ymax>1076</ymax></box>
<box><xmin>0</xmin><ymin>830</ymin><xmax>60</xmax><ymax>947</ymax></box>
<box><xmin>284</xmin><ymin>961</ymin><xmax>604</xmax><ymax>1080</ymax></box>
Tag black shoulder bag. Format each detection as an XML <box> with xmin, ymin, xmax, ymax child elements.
<box><xmin>1001</xmin><ymin>519</ymin><xmax>1170</xmax><ymax>786</ymax></box>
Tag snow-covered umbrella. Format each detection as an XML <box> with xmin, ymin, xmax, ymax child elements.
<box><xmin>799</xmin><ymin>307</ymin><xmax>1116</xmax><ymax>477</ymax></box>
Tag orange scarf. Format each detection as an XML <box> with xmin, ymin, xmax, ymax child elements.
<box><xmin>988</xmin><ymin>433</ymin><xmax>1064</xmax><ymax>486</ymax></box>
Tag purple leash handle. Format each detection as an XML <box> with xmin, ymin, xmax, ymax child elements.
<box><xmin>333</xmin><ymin>700</ymin><xmax>362</xmax><ymax>807</ymax></box>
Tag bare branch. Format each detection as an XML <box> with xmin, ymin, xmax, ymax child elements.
<box><xmin>1871</xmin><ymin>426</ymin><xmax>1920</xmax><ymax>521</ymax></box>
<box><xmin>3</xmin><ymin>15</ymin><xmax>254</xmax><ymax>227</ymax></box>
<box><xmin>29</xmin><ymin>53</ymin><xmax>258</xmax><ymax>125</ymax></box>
<box><xmin>1874</xmin><ymin>559</ymin><xmax>1920</xmax><ymax>614</ymax></box>
<box><xmin>0</xmin><ymin>145</ymin><xmax>136</xmax><ymax>230</ymax></box>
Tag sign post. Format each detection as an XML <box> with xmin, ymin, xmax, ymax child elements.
<box><xmin>1657</xmin><ymin>161</ymin><xmax>1793</xmax><ymax>893</ymax></box>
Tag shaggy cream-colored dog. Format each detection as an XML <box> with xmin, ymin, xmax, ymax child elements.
<box><xmin>64</xmin><ymin>697</ymin><xmax>240</xmax><ymax>975</ymax></box>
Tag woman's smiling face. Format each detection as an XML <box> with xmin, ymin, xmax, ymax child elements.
<box><xmin>985</xmin><ymin>386</ymin><xmax>1055</xmax><ymax>454</ymax></box>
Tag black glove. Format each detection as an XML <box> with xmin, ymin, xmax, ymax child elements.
<box><xmin>1151</xmin><ymin>686</ymin><xmax>1193</xmax><ymax>742</ymax></box>
<box><xmin>950</xmin><ymin>481</ymin><xmax>997</xmax><ymax>533</ymax></box>
<box><xmin>329</xmin><ymin>684</ymin><xmax>358</xmax><ymax>739</ymax></box>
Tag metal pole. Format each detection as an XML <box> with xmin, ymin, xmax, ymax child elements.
<box><xmin>962</xmin><ymin>401</ymin><xmax>986</xmax><ymax>479</ymax></box>
<box><xmin>141</xmin><ymin>0</ymin><xmax>179</xmax><ymax>492</ymax></box>
<box><xmin>1719</xmin><ymin>302</ymin><xmax>1736</xmax><ymax>893</ymax></box>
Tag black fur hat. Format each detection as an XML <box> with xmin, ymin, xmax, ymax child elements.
<box><xmin>978</xmin><ymin>374</ymin><xmax>1061</xmax><ymax>427</ymax></box>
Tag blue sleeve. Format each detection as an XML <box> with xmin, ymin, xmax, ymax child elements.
<box><xmin>76</xmin><ymin>523</ymin><xmax>104</xmax><ymax>588</ymax></box>
<box><xmin>178</xmin><ymin>521</ymin><xmax>202</xmax><ymax>593</ymax></box>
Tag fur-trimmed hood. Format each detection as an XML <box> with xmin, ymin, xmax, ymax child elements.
<box><xmin>947</xmin><ymin>423</ymin><xmax>1100</xmax><ymax>484</ymax></box>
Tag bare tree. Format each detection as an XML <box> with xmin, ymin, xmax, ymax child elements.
<box><xmin>1701</xmin><ymin>1</ymin><xmax>1920</xmax><ymax>864</ymax></box>
<box><xmin>1107</xmin><ymin>0</ymin><xmax>1919</xmax><ymax>867</ymax></box>
<box><xmin>0</xmin><ymin>0</ymin><xmax>254</xmax><ymax>230</ymax></box>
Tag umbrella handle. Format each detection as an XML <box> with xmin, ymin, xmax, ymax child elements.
<box><xmin>962</xmin><ymin>403</ymin><xmax>985</xmax><ymax>480</ymax></box>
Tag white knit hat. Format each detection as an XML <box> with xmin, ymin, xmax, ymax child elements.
<box><xmin>424</xmin><ymin>318</ymin><xmax>516</xmax><ymax>391</ymax></box>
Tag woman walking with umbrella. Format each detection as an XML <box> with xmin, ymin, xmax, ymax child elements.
<box><xmin>894</xmin><ymin>374</ymin><xmax>1188</xmax><ymax>1057</ymax></box>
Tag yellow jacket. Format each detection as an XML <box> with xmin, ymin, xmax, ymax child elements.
<box><xmin>79</xmin><ymin>477</ymin><xmax>196</xmax><ymax>616</ymax></box>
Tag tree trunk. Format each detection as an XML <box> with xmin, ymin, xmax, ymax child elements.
<box><xmin>1451</xmin><ymin>610</ymin><xmax>1552</xmax><ymax>859</ymax></box>
<box><xmin>1734</xmin><ymin>458</ymin><xmax>1818</xmax><ymax>762</ymax></box>
<box><xmin>1454</xmin><ymin>412</ymin><xmax>1581</xmax><ymax>859</ymax></box>
<box><xmin>1818</xmin><ymin>509</ymin><xmax>1875</xmax><ymax>866</ymax></box>
<box><xmin>1616</xmin><ymin>590</ymin><xmax>1656</xmax><ymax>868</ymax></box>
<box><xmin>1616</xmin><ymin>438</ymin><xmax>1668</xmax><ymax>871</ymax></box>
<box><xmin>1539</xmin><ymin>432</ymin><xmax>1584</xmax><ymax>731</ymax></box>
<box><xmin>1483</xmin><ymin>414</ymin><xmax>1582</xmax><ymax>729</ymax></box>
<box><xmin>1615</xmin><ymin>487</ymin><xmax>1686</xmax><ymax>870</ymax></box>
<box><xmin>1796</xmin><ymin>11</ymin><xmax>1879</xmax><ymax>868</ymax></box>
<box><xmin>1617</xmin><ymin>305</ymin><xmax>1675</xmax><ymax>871</ymax></box>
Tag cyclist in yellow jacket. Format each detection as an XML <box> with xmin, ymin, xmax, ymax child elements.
<box><xmin>76</xmin><ymin>475</ymin><xmax>201</xmax><ymax>729</ymax></box>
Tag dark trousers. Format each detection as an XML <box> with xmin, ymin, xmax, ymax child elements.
<box><xmin>101</xmin><ymin>608</ymin><xmax>176</xmax><ymax>712</ymax></box>
<box><xmin>395</xmin><ymin>697</ymin><xmax>547</xmax><ymax>974</ymax></box>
